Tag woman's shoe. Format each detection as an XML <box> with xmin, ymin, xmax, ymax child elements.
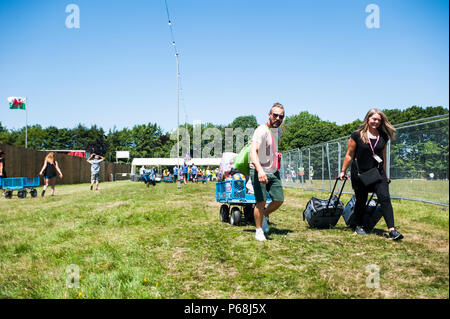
<box><xmin>389</xmin><ymin>229</ymin><xmax>404</xmax><ymax>241</ymax></box>
<box><xmin>354</xmin><ymin>226</ymin><xmax>367</xmax><ymax>235</ymax></box>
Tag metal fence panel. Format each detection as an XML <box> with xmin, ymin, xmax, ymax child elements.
<box><xmin>281</xmin><ymin>116</ymin><xmax>449</xmax><ymax>206</ymax></box>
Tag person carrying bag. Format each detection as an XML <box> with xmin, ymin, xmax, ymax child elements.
<box><xmin>339</xmin><ymin>109</ymin><xmax>403</xmax><ymax>241</ymax></box>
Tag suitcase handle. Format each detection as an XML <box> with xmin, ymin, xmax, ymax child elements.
<box><xmin>365</xmin><ymin>193</ymin><xmax>378</xmax><ymax>209</ymax></box>
<box><xmin>327</xmin><ymin>177</ymin><xmax>347</xmax><ymax>209</ymax></box>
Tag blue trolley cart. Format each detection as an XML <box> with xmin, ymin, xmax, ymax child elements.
<box><xmin>1</xmin><ymin>177</ymin><xmax>40</xmax><ymax>199</ymax></box>
<box><xmin>216</xmin><ymin>179</ymin><xmax>272</xmax><ymax>226</ymax></box>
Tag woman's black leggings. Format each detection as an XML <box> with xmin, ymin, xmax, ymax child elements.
<box><xmin>354</xmin><ymin>179</ymin><xmax>395</xmax><ymax>229</ymax></box>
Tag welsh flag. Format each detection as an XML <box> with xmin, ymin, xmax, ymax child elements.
<box><xmin>8</xmin><ymin>97</ymin><xmax>26</xmax><ymax>110</ymax></box>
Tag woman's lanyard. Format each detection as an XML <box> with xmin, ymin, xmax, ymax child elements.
<box><xmin>368</xmin><ymin>132</ymin><xmax>383</xmax><ymax>164</ymax></box>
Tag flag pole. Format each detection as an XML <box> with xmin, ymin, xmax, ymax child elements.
<box><xmin>25</xmin><ymin>96</ymin><xmax>28</xmax><ymax>149</ymax></box>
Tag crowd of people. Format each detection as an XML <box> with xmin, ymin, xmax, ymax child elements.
<box><xmin>140</xmin><ymin>164</ymin><xmax>219</xmax><ymax>186</ymax></box>
<box><xmin>0</xmin><ymin>104</ymin><xmax>405</xmax><ymax>243</ymax></box>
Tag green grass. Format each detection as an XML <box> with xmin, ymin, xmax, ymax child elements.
<box><xmin>0</xmin><ymin>181</ymin><xmax>448</xmax><ymax>299</ymax></box>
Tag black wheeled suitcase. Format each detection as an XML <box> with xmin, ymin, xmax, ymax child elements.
<box><xmin>342</xmin><ymin>193</ymin><xmax>383</xmax><ymax>232</ymax></box>
<box><xmin>303</xmin><ymin>178</ymin><xmax>347</xmax><ymax>229</ymax></box>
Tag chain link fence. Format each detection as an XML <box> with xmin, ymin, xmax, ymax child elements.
<box><xmin>280</xmin><ymin>115</ymin><xmax>449</xmax><ymax>206</ymax></box>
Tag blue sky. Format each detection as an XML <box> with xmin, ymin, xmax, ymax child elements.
<box><xmin>0</xmin><ymin>0</ymin><xmax>448</xmax><ymax>133</ymax></box>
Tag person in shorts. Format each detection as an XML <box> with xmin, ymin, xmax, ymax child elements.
<box><xmin>249</xmin><ymin>102</ymin><xmax>285</xmax><ymax>241</ymax></box>
<box><xmin>173</xmin><ymin>166</ymin><xmax>179</xmax><ymax>182</ymax></box>
<box><xmin>191</xmin><ymin>164</ymin><xmax>198</xmax><ymax>183</ymax></box>
<box><xmin>39</xmin><ymin>152</ymin><xmax>63</xmax><ymax>196</ymax></box>
<box><xmin>87</xmin><ymin>153</ymin><xmax>104</xmax><ymax>191</ymax></box>
<box><xmin>182</xmin><ymin>163</ymin><xmax>188</xmax><ymax>185</ymax></box>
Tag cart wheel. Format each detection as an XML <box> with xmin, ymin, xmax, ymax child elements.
<box><xmin>244</xmin><ymin>205</ymin><xmax>254</xmax><ymax>222</ymax></box>
<box><xmin>30</xmin><ymin>189</ymin><xmax>37</xmax><ymax>198</ymax></box>
<box><xmin>230</xmin><ymin>207</ymin><xmax>242</xmax><ymax>226</ymax></box>
<box><xmin>219</xmin><ymin>204</ymin><xmax>229</xmax><ymax>222</ymax></box>
<box><xmin>5</xmin><ymin>191</ymin><xmax>13</xmax><ymax>199</ymax></box>
<box><xmin>18</xmin><ymin>190</ymin><xmax>27</xmax><ymax>199</ymax></box>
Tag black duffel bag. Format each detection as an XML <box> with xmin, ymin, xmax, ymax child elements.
<box><xmin>342</xmin><ymin>193</ymin><xmax>383</xmax><ymax>232</ymax></box>
<box><xmin>303</xmin><ymin>178</ymin><xmax>346</xmax><ymax>229</ymax></box>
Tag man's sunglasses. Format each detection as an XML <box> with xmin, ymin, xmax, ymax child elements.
<box><xmin>271</xmin><ymin>113</ymin><xmax>284</xmax><ymax>120</ymax></box>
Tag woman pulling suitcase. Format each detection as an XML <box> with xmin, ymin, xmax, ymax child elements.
<box><xmin>339</xmin><ymin>109</ymin><xmax>403</xmax><ymax>240</ymax></box>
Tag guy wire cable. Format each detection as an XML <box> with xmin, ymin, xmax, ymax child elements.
<box><xmin>164</xmin><ymin>0</ymin><xmax>189</xmax><ymax>149</ymax></box>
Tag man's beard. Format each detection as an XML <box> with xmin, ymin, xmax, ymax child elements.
<box><xmin>269</xmin><ymin>119</ymin><xmax>281</xmax><ymax>128</ymax></box>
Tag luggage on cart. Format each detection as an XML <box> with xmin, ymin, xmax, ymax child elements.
<box><xmin>343</xmin><ymin>193</ymin><xmax>383</xmax><ymax>232</ymax></box>
<box><xmin>303</xmin><ymin>178</ymin><xmax>346</xmax><ymax>229</ymax></box>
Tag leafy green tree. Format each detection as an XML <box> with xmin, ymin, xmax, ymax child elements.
<box><xmin>230</xmin><ymin>116</ymin><xmax>258</xmax><ymax>130</ymax></box>
<box><xmin>279</xmin><ymin>111</ymin><xmax>340</xmax><ymax>151</ymax></box>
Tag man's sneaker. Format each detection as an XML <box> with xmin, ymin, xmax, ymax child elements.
<box><xmin>90</xmin><ymin>185</ymin><xmax>93</xmax><ymax>190</ymax></box>
<box><xmin>255</xmin><ymin>229</ymin><xmax>267</xmax><ymax>241</ymax></box>
<box><xmin>389</xmin><ymin>229</ymin><xmax>404</xmax><ymax>241</ymax></box>
<box><xmin>262</xmin><ymin>216</ymin><xmax>270</xmax><ymax>233</ymax></box>
<box><xmin>354</xmin><ymin>226</ymin><xmax>366</xmax><ymax>235</ymax></box>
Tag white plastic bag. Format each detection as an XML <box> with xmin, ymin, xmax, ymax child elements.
<box><xmin>246</xmin><ymin>177</ymin><xmax>254</xmax><ymax>194</ymax></box>
<box><xmin>218</xmin><ymin>152</ymin><xmax>237</xmax><ymax>180</ymax></box>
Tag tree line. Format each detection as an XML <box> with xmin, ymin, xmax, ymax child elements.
<box><xmin>0</xmin><ymin>106</ymin><xmax>447</xmax><ymax>164</ymax></box>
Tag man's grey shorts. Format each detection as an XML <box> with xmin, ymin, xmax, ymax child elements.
<box><xmin>91</xmin><ymin>172</ymin><xmax>100</xmax><ymax>182</ymax></box>
<box><xmin>250</xmin><ymin>169</ymin><xmax>284</xmax><ymax>203</ymax></box>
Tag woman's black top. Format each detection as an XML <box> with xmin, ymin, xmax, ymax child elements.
<box><xmin>43</xmin><ymin>161</ymin><xmax>57</xmax><ymax>178</ymax></box>
<box><xmin>350</xmin><ymin>130</ymin><xmax>388</xmax><ymax>190</ymax></box>
<box><xmin>0</xmin><ymin>157</ymin><xmax>6</xmax><ymax>178</ymax></box>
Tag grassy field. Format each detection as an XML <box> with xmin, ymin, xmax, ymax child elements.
<box><xmin>0</xmin><ymin>181</ymin><xmax>448</xmax><ymax>299</ymax></box>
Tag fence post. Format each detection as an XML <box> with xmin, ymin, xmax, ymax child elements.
<box><xmin>338</xmin><ymin>142</ymin><xmax>341</xmax><ymax>178</ymax></box>
<box><xmin>300</xmin><ymin>149</ymin><xmax>304</xmax><ymax>188</ymax></box>
<box><xmin>326</xmin><ymin>143</ymin><xmax>331</xmax><ymax>191</ymax></box>
<box><xmin>387</xmin><ymin>139</ymin><xmax>391</xmax><ymax>179</ymax></box>
<box><xmin>308</xmin><ymin>148</ymin><xmax>311</xmax><ymax>189</ymax></box>
<box><xmin>321</xmin><ymin>145</ymin><xmax>323</xmax><ymax>190</ymax></box>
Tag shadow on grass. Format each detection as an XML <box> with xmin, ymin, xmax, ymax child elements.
<box><xmin>370</xmin><ymin>228</ymin><xmax>389</xmax><ymax>238</ymax></box>
<box><xmin>242</xmin><ymin>227</ymin><xmax>294</xmax><ymax>238</ymax></box>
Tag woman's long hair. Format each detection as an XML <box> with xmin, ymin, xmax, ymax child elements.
<box><xmin>45</xmin><ymin>152</ymin><xmax>55</xmax><ymax>164</ymax></box>
<box><xmin>357</xmin><ymin>108</ymin><xmax>396</xmax><ymax>144</ymax></box>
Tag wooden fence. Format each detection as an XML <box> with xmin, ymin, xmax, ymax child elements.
<box><xmin>0</xmin><ymin>144</ymin><xmax>131</xmax><ymax>185</ymax></box>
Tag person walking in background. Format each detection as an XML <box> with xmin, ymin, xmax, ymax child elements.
<box><xmin>181</xmin><ymin>163</ymin><xmax>188</xmax><ymax>185</ymax></box>
<box><xmin>39</xmin><ymin>152</ymin><xmax>63</xmax><ymax>196</ymax></box>
<box><xmin>250</xmin><ymin>102</ymin><xmax>285</xmax><ymax>241</ymax></box>
<box><xmin>87</xmin><ymin>153</ymin><xmax>105</xmax><ymax>191</ymax></box>
<box><xmin>191</xmin><ymin>164</ymin><xmax>198</xmax><ymax>183</ymax></box>
<box><xmin>206</xmin><ymin>166</ymin><xmax>212</xmax><ymax>182</ymax></box>
<box><xmin>173</xmin><ymin>165</ymin><xmax>179</xmax><ymax>182</ymax></box>
<box><xmin>150</xmin><ymin>167</ymin><xmax>156</xmax><ymax>186</ymax></box>
<box><xmin>0</xmin><ymin>149</ymin><xmax>6</xmax><ymax>196</ymax></box>
<box><xmin>339</xmin><ymin>108</ymin><xmax>403</xmax><ymax>241</ymax></box>
<box><xmin>309</xmin><ymin>165</ymin><xmax>314</xmax><ymax>185</ymax></box>
<box><xmin>142</xmin><ymin>165</ymin><xmax>152</xmax><ymax>188</ymax></box>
